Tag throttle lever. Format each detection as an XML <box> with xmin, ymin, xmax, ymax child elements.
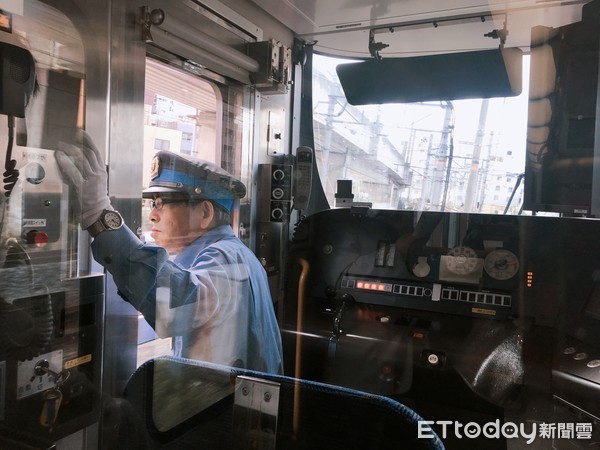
<box><xmin>332</xmin><ymin>293</ymin><xmax>356</xmax><ymax>337</ymax></box>
<box><xmin>328</xmin><ymin>293</ymin><xmax>356</xmax><ymax>359</ymax></box>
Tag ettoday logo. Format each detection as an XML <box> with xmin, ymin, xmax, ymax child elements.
<box><xmin>418</xmin><ymin>420</ymin><xmax>593</xmax><ymax>445</ymax></box>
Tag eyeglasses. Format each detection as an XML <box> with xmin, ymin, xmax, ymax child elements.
<box><xmin>146</xmin><ymin>197</ymin><xmax>187</xmax><ymax>211</ymax></box>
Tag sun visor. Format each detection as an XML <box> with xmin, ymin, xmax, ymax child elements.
<box><xmin>336</xmin><ymin>47</ymin><xmax>523</xmax><ymax>105</ymax></box>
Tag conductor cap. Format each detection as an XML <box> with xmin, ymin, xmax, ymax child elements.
<box><xmin>142</xmin><ymin>151</ymin><xmax>246</xmax><ymax>213</ymax></box>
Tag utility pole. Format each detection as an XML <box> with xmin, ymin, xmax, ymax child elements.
<box><xmin>464</xmin><ymin>99</ymin><xmax>489</xmax><ymax>212</ymax></box>
<box><xmin>430</xmin><ymin>102</ymin><xmax>454</xmax><ymax>209</ymax></box>
<box><xmin>419</xmin><ymin>135</ymin><xmax>435</xmax><ymax>210</ymax></box>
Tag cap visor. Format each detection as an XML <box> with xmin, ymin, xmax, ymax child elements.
<box><xmin>142</xmin><ymin>186</ymin><xmax>183</xmax><ymax>198</ymax></box>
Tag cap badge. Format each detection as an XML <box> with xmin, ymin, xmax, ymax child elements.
<box><xmin>150</xmin><ymin>155</ymin><xmax>161</xmax><ymax>180</ymax></box>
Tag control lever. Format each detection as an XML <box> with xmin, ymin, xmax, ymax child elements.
<box><xmin>328</xmin><ymin>294</ymin><xmax>356</xmax><ymax>359</ymax></box>
<box><xmin>332</xmin><ymin>293</ymin><xmax>356</xmax><ymax>337</ymax></box>
<box><xmin>32</xmin><ymin>359</ymin><xmax>70</xmax><ymax>383</ymax></box>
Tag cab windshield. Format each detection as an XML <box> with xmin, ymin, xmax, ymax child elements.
<box><xmin>312</xmin><ymin>53</ymin><xmax>529</xmax><ymax>215</ymax></box>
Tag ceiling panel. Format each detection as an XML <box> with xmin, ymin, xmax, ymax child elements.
<box><xmin>252</xmin><ymin>0</ymin><xmax>590</xmax><ymax>58</ymax></box>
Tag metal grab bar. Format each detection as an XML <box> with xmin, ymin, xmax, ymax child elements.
<box><xmin>293</xmin><ymin>257</ymin><xmax>310</xmax><ymax>435</ymax></box>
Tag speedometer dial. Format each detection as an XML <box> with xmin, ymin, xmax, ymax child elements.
<box><xmin>484</xmin><ymin>249</ymin><xmax>519</xmax><ymax>280</ymax></box>
<box><xmin>445</xmin><ymin>246</ymin><xmax>479</xmax><ymax>275</ymax></box>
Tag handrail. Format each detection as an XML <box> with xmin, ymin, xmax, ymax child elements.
<box><xmin>293</xmin><ymin>257</ymin><xmax>310</xmax><ymax>435</ymax></box>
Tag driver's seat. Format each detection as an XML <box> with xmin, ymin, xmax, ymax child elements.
<box><xmin>112</xmin><ymin>356</ymin><xmax>444</xmax><ymax>450</ymax></box>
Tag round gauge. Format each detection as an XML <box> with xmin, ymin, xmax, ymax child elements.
<box><xmin>24</xmin><ymin>163</ymin><xmax>45</xmax><ymax>185</ymax></box>
<box><xmin>484</xmin><ymin>249</ymin><xmax>519</xmax><ymax>280</ymax></box>
<box><xmin>445</xmin><ymin>246</ymin><xmax>479</xmax><ymax>275</ymax></box>
<box><xmin>412</xmin><ymin>256</ymin><xmax>431</xmax><ymax>278</ymax></box>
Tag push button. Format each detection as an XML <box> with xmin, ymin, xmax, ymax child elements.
<box><xmin>26</xmin><ymin>230</ymin><xmax>49</xmax><ymax>247</ymax></box>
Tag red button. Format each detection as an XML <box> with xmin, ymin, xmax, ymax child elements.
<box><xmin>26</xmin><ymin>230</ymin><xmax>49</xmax><ymax>247</ymax></box>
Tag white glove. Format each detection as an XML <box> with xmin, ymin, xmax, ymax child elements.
<box><xmin>54</xmin><ymin>132</ymin><xmax>112</xmax><ymax>230</ymax></box>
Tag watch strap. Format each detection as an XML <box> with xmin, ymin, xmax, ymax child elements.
<box><xmin>87</xmin><ymin>217</ymin><xmax>107</xmax><ymax>238</ymax></box>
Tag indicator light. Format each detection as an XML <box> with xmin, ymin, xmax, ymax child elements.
<box><xmin>526</xmin><ymin>271</ymin><xmax>534</xmax><ymax>288</ymax></box>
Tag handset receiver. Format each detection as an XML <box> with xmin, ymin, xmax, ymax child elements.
<box><xmin>293</xmin><ymin>146</ymin><xmax>313</xmax><ymax>211</ymax></box>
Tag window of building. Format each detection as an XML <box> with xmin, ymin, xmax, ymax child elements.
<box><xmin>154</xmin><ymin>138</ymin><xmax>170</xmax><ymax>151</ymax></box>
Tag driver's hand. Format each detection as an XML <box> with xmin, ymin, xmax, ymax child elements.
<box><xmin>54</xmin><ymin>131</ymin><xmax>112</xmax><ymax>229</ymax></box>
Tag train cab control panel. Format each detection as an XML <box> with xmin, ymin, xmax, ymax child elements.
<box><xmin>283</xmin><ymin>207</ymin><xmax>600</xmax><ymax>440</ymax></box>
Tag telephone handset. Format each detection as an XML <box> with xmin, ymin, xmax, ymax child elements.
<box><xmin>0</xmin><ymin>27</ymin><xmax>37</xmax><ymax>118</ymax></box>
<box><xmin>293</xmin><ymin>146</ymin><xmax>313</xmax><ymax>211</ymax></box>
<box><xmin>1</xmin><ymin>26</ymin><xmax>37</xmax><ymax>199</ymax></box>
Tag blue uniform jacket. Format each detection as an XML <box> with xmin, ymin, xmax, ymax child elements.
<box><xmin>92</xmin><ymin>224</ymin><xmax>283</xmax><ymax>374</ymax></box>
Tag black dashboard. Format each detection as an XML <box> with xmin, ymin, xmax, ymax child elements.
<box><xmin>282</xmin><ymin>208</ymin><xmax>600</xmax><ymax>448</ymax></box>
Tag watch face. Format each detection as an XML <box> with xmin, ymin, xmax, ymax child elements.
<box><xmin>104</xmin><ymin>211</ymin><xmax>122</xmax><ymax>229</ymax></box>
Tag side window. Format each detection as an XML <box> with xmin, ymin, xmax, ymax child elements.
<box><xmin>144</xmin><ymin>58</ymin><xmax>220</xmax><ymax>179</ymax></box>
<box><xmin>141</xmin><ymin>58</ymin><xmax>220</xmax><ymax>242</ymax></box>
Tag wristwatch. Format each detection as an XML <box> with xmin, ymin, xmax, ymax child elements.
<box><xmin>87</xmin><ymin>209</ymin><xmax>124</xmax><ymax>237</ymax></box>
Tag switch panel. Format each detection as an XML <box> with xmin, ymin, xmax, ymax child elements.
<box><xmin>258</xmin><ymin>164</ymin><xmax>293</xmax><ymax>222</ymax></box>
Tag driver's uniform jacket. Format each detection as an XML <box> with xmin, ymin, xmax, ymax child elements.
<box><xmin>92</xmin><ymin>224</ymin><xmax>283</xmax><ymax>374</ymax></box>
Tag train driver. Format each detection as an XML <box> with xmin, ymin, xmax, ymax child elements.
<box><xmin>55</xmin><ymin>133</ymin><xmax>283</xmax><ymax>374</ymax></box>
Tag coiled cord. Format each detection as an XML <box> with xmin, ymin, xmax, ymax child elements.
<box><xmin>4</xmin><ymin>116</ymin><xmax>19</xmax><ymax>197</ymax></box>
